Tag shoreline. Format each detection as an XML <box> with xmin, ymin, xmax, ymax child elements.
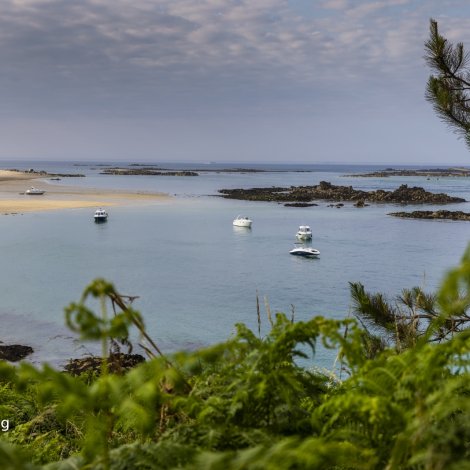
<box><xmin>0</xmin><ymin>169</ymin><xmax>171</xmax><ymax>214</ymax></box>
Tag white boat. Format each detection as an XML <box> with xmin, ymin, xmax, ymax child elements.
<box><xmin>25</xmin><ymin>187</ymin><xmax>45</xmax><ymax>195</ymax></box>
<box><xmin>233</xmin><ymin>215</ymin><xmax>252</xmax><ymax>228</ymax></box>
<box><xmin>94</xmin><ymin>208</ymin><xmax>108</xmax><ymax>222</ymax></box>
<box><xmin>296</xmin><ymin>225</ymin><xmax>312</xmax><ymax>240</ymax></box>
<box><xmin>289</xmin><ymin>246</ymin><xmax>320</xmax><ymax>257</ymax></box>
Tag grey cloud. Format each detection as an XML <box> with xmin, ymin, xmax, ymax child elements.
<box><xmin>0</xmin><ymin>0</ymin><xmax>469</xmax><ymax>120</ymax></box>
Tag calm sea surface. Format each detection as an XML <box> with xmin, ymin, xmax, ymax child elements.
<box><xmin>1</xmin><ymin>161</ymin><xmax>469</xmax><ymax>368</ymax></box>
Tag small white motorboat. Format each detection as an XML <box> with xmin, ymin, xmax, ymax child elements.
<box><xmin>94</xmin><ymin>208</ymin><xmax>108</xmax><ymax>222</ymax></box>
<box><xmin>289</xmin><ymin>246</ymin><xmax>320</xmax><ymax>257</ymax></box>
<box><xmin>25</xmin><ymin>187</ymin><xmax>45</xmax><ymax>195</ymax></box>
<box><xmin>233</xmin><ymin>215</ymin><xmax>252</xmax><ymax>228</ymax></box>
<box><xmin>296</xmin><ymin>225</ymin><xmax>312</xmax><ymax>240</ymax></box>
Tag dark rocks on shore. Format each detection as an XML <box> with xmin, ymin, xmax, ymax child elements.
<box><xmin>218</xmin><ymin>181</ymin><xmax>465</xmax><ymax>205</ymax></box>
<box><xmin>389</xmin><ymin>210</ymin><xmax>470</xmax><ymax>221</ymax></box>
<box><xmin>64</xmin><ymin>353</ymin><xmax>146</xmax><ymax>376</ymax></box>
<box><xmin>0</xmin><ymin>344</ymin><xmax>33</xmax><ymax>362</ymax></box>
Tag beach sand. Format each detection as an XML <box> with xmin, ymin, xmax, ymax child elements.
<box><xmin>0</xmin><ymin>170</ymin><xmax>170</xmax><ymax>214</ymax></box>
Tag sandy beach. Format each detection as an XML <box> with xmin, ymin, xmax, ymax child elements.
<box><xmin>0</xmin><ymin>170</ymin><xmax>170</xmax><ymax>214</ymax></box>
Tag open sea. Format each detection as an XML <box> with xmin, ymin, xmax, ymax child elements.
<box><xmin>1</xmin><ymin>161</ymin><xmax>469</xmax><ymax>369</ymax></box>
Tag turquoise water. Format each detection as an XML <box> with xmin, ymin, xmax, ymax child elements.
<box><xmin>1</xmin><ymin>161</ymin><xmax>469</xmax><ymax>368</ymax></box>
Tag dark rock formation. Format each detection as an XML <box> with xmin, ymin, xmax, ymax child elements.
<box><xmin>64</xmin><ymin>353</ymin><xmax>146</xmax><ymax>376</ymax></box>
<box><xmin>219</xmin><ymin>181</ymin><xmax>465</xmax><ymax>205</ymax></box>
<box><xmin>389</xmin><ymin>210</ymin><xmax>470</xmax><ymax>221</ymax></box>
<box><xmin>0</xmin><ymin>344</ymin><xmax>33</xmax><ymax>361</ymax></box>
<box><xmin>284</xmin><ymin>202</ymin><xmax>318</xmax><ymax>207</ymax></box>
<box><xmin>48</xmin><ymin>173</ymin><xmax>85</xmax><ymax>177</ymax></box>
<box><xmin>345</xmin><ymin>167</ymin><xmax>470</xmax><ymax>177</ymax></box>
<box><xmin>354</xmin><ymin>200</ymin><xmax>369</xmax><ymax>207</ymax></box>
<box><xmin>100</xmin><ymin>168</ymin><xmax>198</xmax><ymax>176</ymax></box>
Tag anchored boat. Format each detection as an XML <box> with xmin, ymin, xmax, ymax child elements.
<box><xmin>296</xmin><ymin>225</ymin><xmax>312</xmax><ymax>240</ymax></box>
<box><xmin>289</xmin><ymin>246</ymin><xmax>320</xmax><ymax>258</ymax></box>
<box><xmin>233</xmin><ymin>215</ymin><xmax>252</xmax><ymax>228</ymax></box>
<box><xmin>94</xmin><ymin>208</ymin><xmax>108</xmax><ymax>222</ymax></box>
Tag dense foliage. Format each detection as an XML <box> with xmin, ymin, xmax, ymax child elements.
<box><xmin>0</xmin><ymin>245</ymin><xmax>469</xmax><ymax>469</ymax></box>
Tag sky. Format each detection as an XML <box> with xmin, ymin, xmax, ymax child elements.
<box><xmin>1</xmin><ymin>0</ymin><xmax>470</xmax><ymax>164</ymax></box>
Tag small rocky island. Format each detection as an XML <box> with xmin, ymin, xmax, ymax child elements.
<box><xmin>345</xmin><ymin>167</ymin><xmax>470</xmax><ymax>178</ymax></box>
<box><xmin>389</xmin><ymin>210</ymin><xmax>470</xmax><ymax>221</ymax></box>
<box><xmin>219</xmin><ymin>181</ymin><xmax>466</xmax><ymax>205</ymax></box>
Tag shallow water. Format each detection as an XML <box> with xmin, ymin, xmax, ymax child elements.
<box><xmin>0</xmin><ymin>161</ymin><xmax>469</xmax><ymax>368</ymax></box>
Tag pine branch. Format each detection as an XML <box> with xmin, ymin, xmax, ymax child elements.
<box><xmin>425</xmin><ymin>19</ymin><xmax>470</xmax><ymax>148</ymax></box>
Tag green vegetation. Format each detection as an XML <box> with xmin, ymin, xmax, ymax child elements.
<box><xmin>425</xmin><ymin>19</ymin><xmax>470</xmax><ymax>148</ymax></box>
<box><xmin>0</xmin><ymin>246</ymin><xmax>469</xmax><ymax>469</ymax></box>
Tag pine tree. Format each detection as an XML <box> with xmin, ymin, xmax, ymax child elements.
<box><xmin>425</xmin><ymin>19</ymin><xmax>470</xmax><ymax>148</ymax></box>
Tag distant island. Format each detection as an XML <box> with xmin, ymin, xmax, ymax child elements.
<box><xmin>389</xmin><ymin>210</ymin><xmax>470</xmax><ymax>221</ymax></box>
<box><xmin>100</xmin><ymin>167</ymin><xmax>199</xmax><ymax>176</ymax></box>
<box><xmin>100</xmin><ymin>166</ymin><xmax>314</xmax><ymax>175</ymax></box>
<box><xmin>344</xmin><ymin>167</ymin><xmax>470</xmax><ymax>177</ymax></box>
<box><xmin>219</xmin><ymin>181</ymin><xmax>465</xmax><ymax>205</ymax></box>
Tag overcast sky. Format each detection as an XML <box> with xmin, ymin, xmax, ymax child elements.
<box><xmin>1</xmin><ymin>0</ymin><xmax>470</xmax><ymax>164</ymax></box>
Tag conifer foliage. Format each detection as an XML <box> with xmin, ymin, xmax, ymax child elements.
<box><xmin>425</xmin><ymin>19</ymin><xmax>470</xmax><ymax>148</ymax></box>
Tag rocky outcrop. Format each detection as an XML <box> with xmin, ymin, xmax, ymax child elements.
<box><xmin>284</xmin><ymin>202</ymin><xmax>318</xmax><ymax>207</ymax></box>
<box><xmin>48</xmin><ymin>173</ymin><xmax>85</xmax><ymax>177</ymax></box>
<box><xmin>100</xmin><ymin>168</ymin><xmax>198</xmax><ymax>176</ymax></box>
<box><xmin>354</xmin><ymin>200</ymin><xmax>369</xmax><ymax>207</ymax></box>
<box><xmin>0</xmin><ymin>344</ymin><xmax>33</xmax><ymax>361</ymax></box>
<box><xmin>219</xmin><ymin>181</ymin><xmax>465</xmax><ymax>205</ymax></box>
<box><xmin>345</xmin><ymin>167</ymin><xmax>470</xmax><ymax>177</ymax></box>
<box><xmin>389</xmin><ymin>210</ymin><xmax>470</xmax><ymax>221</ymax></box>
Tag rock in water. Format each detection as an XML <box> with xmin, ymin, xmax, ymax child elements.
<box><xmin>0</xmin><ymin>344</ymin><xmax>34</xmax><ymax>361</ymax></box>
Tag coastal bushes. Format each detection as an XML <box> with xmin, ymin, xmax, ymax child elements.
<box><xmin>0</xmin><ymin>251</ymin><xmax>469</xmax><ymax>469</ymax></box>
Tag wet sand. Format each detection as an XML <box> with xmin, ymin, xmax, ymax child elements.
<box><xmin>0</xmin><ymin>170</ymin><xmax>170</xmax><ymax>214</ymax></box>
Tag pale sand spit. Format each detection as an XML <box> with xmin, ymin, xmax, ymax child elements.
<box><xmin>0</xmin><ymin>170</ymin><xmax>171</xmax><ymax>214</ymax></box>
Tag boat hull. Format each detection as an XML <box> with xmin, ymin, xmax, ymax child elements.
<box><xmin>25</xmin><ymin>190</ymin><xmax>45</xmax><ymax>195</ymax></box>
<box><xmin>289</xmin><ymin>248</ymin><xmax>320</xmax><ymax>257</ymax></box>
<box><xmin>233</xmin><ymin>220</ymin><xmax>252</xmax><ymax>227</ymax></box>
<box><xmin>233</xmin><ymin>216</ymin><xmax>252</xmax><ymax>227</ymax></box>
